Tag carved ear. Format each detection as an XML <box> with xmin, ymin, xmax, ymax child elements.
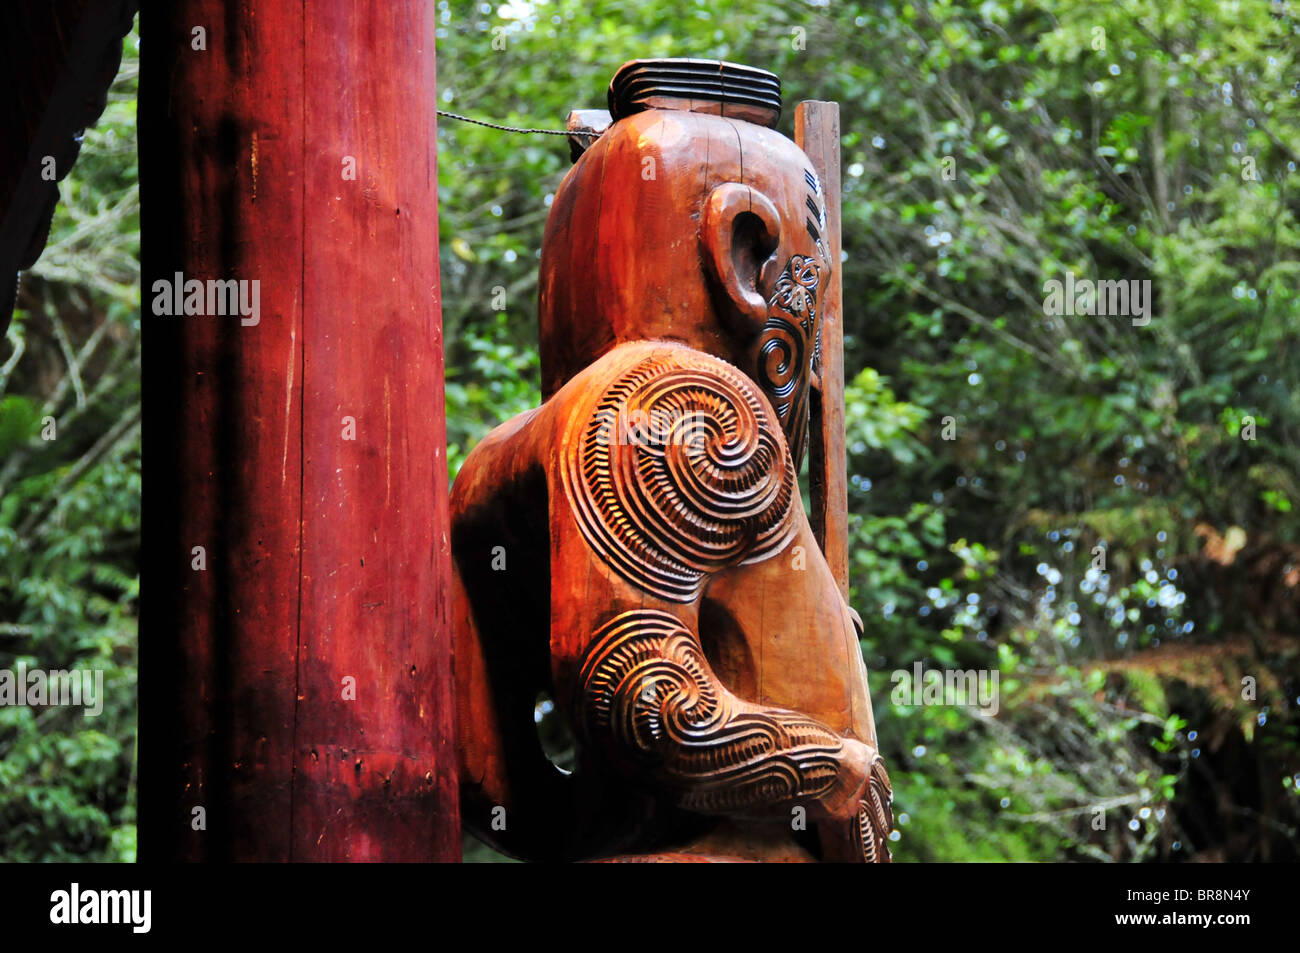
<box><xmin>701</xmin><ymin>183</ymin><xmax>781</xmax><ymax>337</ymax></box>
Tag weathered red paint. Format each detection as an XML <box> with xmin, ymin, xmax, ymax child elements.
<box><xmin>139</xmin><ymin>0</ymin><xmax>458</xmax><ymax>861</ymax></box>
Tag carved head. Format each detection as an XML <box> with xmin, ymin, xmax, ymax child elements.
<box><xmin>538</xmin><ymin>61</ymin><xmax>830</xmax><ymax>470</ymax></box>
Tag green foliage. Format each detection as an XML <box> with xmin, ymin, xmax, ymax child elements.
<box><xmin>0</xmin><ymin>30</ymin><xmax>140</xmax><ymax>862</ymax></box>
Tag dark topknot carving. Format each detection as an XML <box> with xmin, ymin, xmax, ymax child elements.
<box><xmin>607</xmin><ymin>58</ymin><xmax>782</xmax><ymax>128</ymax></box>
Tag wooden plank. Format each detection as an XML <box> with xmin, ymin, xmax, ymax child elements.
<box><xmin>138</xmin><ymin>0</ymin><xmax>458</xmax><ymax>861</ymax></box>
<box><xmin>796</xmin><ymin>100</ymin><xmax>849</xmax><ymax>600</ymax></box>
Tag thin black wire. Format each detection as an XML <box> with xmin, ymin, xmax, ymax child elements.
<box><xmin>435</xmin><ymin>109</ymin><xmax>599</xmax><ymax>138</ymax></box>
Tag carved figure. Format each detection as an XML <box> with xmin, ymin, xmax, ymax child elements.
<box><xmin>452</xmin><ymin>60</ymin><xmax>892</xmax><ymax>862</ymax></box>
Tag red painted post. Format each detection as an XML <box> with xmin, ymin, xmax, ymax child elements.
<box><xmin>138</xmin><ymin>1</ymin><xmax>458</xmax><ymax>861</ymax></box>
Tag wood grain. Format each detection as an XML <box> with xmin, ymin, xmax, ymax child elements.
<box><xmin>138</xmin><ymin>0</ymin><xmax>458</xmax><ymax>862</ymax></box>
<box><xmin>797</xmin><ymin>100</ymin><xmax>850</xmax><ymax>601</ymax></box>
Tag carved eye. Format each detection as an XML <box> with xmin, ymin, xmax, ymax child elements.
<box><xmin>793</xmin><ymin>257</ymin><xmax>820</xmax><ymax>288</ymax></box>
<box><xmin>769</xmin><ymin>256</ymin><xmax>820</xmax><ymax>322</ymax></box>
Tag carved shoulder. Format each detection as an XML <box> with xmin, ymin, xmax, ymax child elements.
<box><xmin>450</xmin><ymin>405</ymin><xmax>548</xmax><ymax>516</ymax></box>
<box><xmin>557</xmin><ymin>342</ymin><xmax>798</xmax><ymax>602</ymax></box>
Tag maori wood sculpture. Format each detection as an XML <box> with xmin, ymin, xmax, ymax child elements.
<box><xmin>452</xmin><ymin>60</ymin><xmax>892</xmax><ymax>863</ymax></box>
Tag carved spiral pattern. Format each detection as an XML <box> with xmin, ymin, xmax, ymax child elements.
<box><xmin>759</xmin><ymin>316</ymin><xmax>803</xmax><ymax>403</ymax></box>
<box><xmin>578</xmin><ymin>610</ymin><xmax>844</xmax><ymax>814</ymax></box>
<box><xmin>564</xmin><ymin>349</ymin><xmax>797</xmax><ymax>601</ymax></box>
<box><xmin>757</xmin><ymin>254</ymin><xmax>822</xmax><ymax>468</ymax></box>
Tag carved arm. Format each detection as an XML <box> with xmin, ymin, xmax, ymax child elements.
<box><xmin>576</xmin><ymin>607</ymin><xmax>882</xmax><ymax>827</ymax></box>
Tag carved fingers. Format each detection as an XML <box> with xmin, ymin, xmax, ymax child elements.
<box><xmin>577</xmin><ymin>609</ymin><xmax>873</xmax><ymax>823</ymax></box>
<box><xmin>817</xmin><ymin>749</ymin><xmax>895</xmax><ymax>863</ymax></box>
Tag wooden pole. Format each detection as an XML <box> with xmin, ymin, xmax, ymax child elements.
<box><xmin>797</xmin><ymin>101</ymin><xmax>850</xmax><ymax>600</ymax></box>
<box><xmin>138</xmin><ymin>0</ymin><xmax>459</xmax><ymax>861</ymax></box>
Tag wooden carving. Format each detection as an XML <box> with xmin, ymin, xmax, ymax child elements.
<box><xmin>452</xmin><ymin>60</ymin><xmax>892</xmax><ymax>862</ymax></box>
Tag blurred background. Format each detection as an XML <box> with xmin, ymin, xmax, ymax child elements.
<box><xmin>2</xmin><ymin>0</ymin><xmax>1296</xmax><ymax>862</ymax></box>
